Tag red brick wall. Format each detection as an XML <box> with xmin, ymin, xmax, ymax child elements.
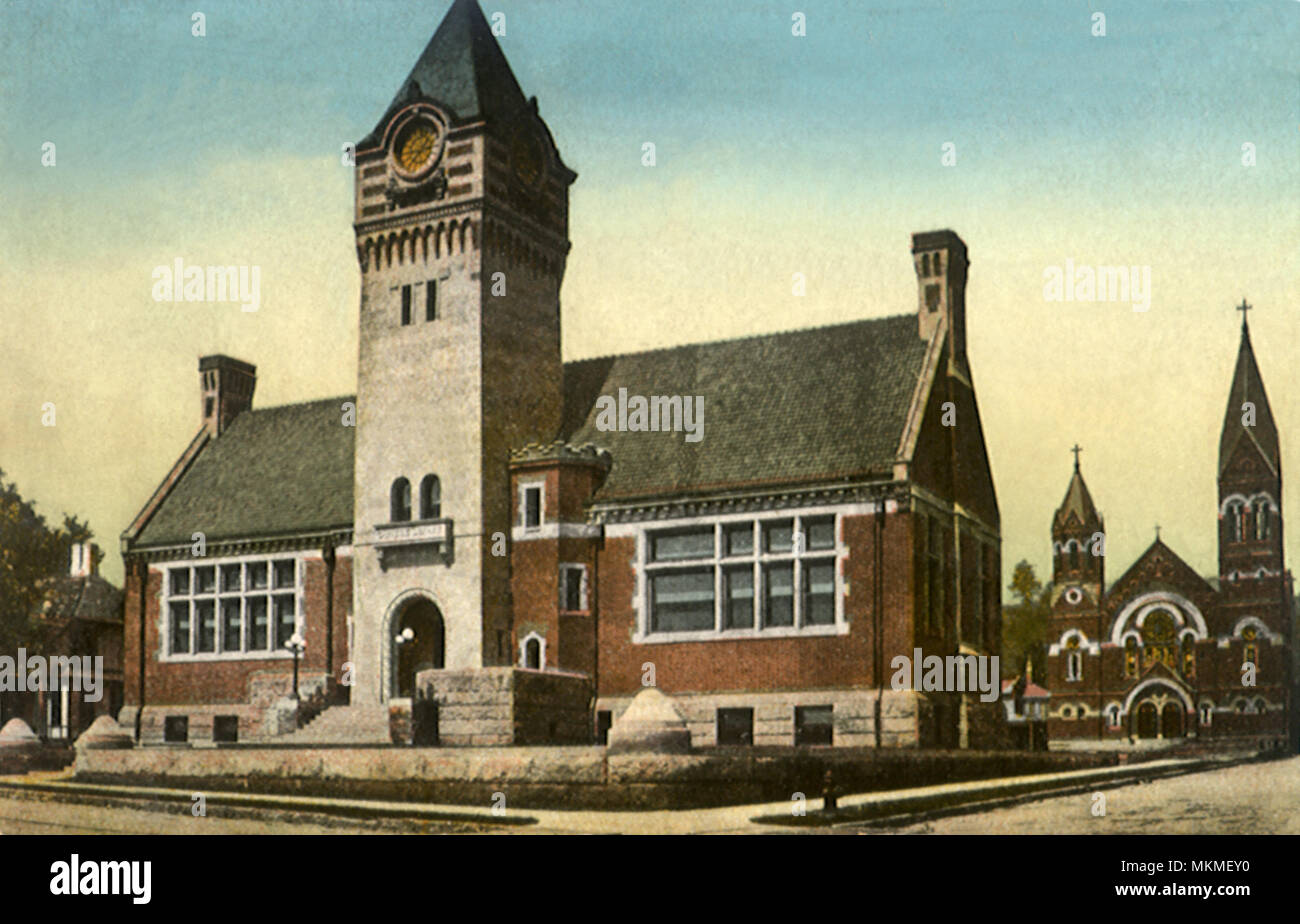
<box><xmin>123</xmin><ymin>552</ymin><xmax>352</xmax><ymax>708</ymax></box>
<box><xmin>594</xmin><ymin>509</ymin><xmax>916</xmax><ymax>697</ymax></box>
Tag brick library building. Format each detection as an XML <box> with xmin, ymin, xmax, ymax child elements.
<box><xmin>119</xmin><ymin>0</ymin><xmax>1004</xmax><ymax>750</ymax></box>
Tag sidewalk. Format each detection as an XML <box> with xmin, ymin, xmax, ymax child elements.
<box><xmin>0</xmin><ymin>753</ymin><xmax>1255</xmax><ymax>835</ymax></box>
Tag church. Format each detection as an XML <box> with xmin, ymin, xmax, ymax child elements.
<box><xmin>1044</xmin><ymin>309</ymin><xmax>1297</xmax><ymax>749</ymax></box>
<box><xmin>118</xmin><ymin>0</ymin><xmax>1003</xmax><ymax>750</ymax></box>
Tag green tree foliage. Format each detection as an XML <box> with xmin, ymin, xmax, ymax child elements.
<box><xmin>1002</xmin><ymin>559</ymin><xmax>1050</xmax><ymax>682</ymax></box>
<box><xmin>0</xmin><ymin>469</ymin><xmax>93</xmax><ymax>655</ymax></box>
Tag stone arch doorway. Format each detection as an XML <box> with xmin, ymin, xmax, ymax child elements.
<box><xmin>1129</xmin><ymin>686</ymin><xmax>1188</xmax><ymax>740</ymax></box>
<box><xmin>392</xmin><ymin>596</ymin><xmax>444</xmax><ymax>699</ymax></box>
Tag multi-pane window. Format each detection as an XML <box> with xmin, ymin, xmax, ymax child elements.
<box><xmin>644</xmin><ymin>515</ymin><xmax>839</xmax><ymax>636</ymax></box>
<box><xmin>166</xmin><ymin>558</ymin><xmax>298</xmax><ymax>657</ymax></box>
<box><xmin>927</xmin><ymin>518</ymin><xmax>943</xmax><ymax>631</ymax></box>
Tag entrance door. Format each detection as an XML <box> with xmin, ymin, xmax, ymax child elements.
<box><xmin>1135</xmin><ymin>702</ymin><xmax>1158</xmax><ymax>739</ymax></box>
<box><xmin>1159</xmin><ymin>703</ymin><xmax>1184</xmax><ymax>739</ymax></box>
<box><xmin>394</xmin><ymin>598</ymin><xmax>445</xmax><ymax>699</ymax></box>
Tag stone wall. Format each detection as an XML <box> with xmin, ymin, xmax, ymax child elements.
<box><xmin>417</xmin><ymin>667</ymin><xmax>592</xmax><ymax>746</ymax></box>
<box><xmin>74</xmin><ymin>744</ymin><xmax>1120</xmax><ymax>811</ymax></box>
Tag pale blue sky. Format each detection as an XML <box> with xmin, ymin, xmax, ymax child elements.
<box><xmin>2</xmin><ymin>0</ymin><xmax>1297</xmax><ymax>587</ymax></box>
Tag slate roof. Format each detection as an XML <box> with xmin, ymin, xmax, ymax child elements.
<box><xmin>133</xmin><ymin>397</ymin><xmax>355</xmax><ymax>548</ymax></box>
<box><xmin>1219</xmin><ymin>318</ymin><xmax>1279</xmax><ymax>476</ymax></box>
<box><xmin>1053</xmin><ymin>464</ymin><xmax>1101</xmax><ymax>532</ymax></box>
<box><xmin>561</xmin><ymin>315</ymin><xmax>930</xmax><ymax>503</ymax></box>
<box><xmin>358</xmin><ymin>0</ymin><xmax>530</xmax><ymax>149</ymax></box>
<box><xmin>42</xmin><ymin>574</ymin><xmax>123</xmax><ymax>625</ymax></box>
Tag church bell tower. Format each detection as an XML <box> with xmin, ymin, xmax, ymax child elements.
<box><xmin>349</xmin><ymin>0</ymin><xmax>577</xmax><ymax>703</ymax></box>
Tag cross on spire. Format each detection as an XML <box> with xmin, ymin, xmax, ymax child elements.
<box><xmin>1237</xmin><ymin>298</ymin><xmax>1252</xmax><ymax>330</ymax></box>
<box><xmin>1070</xmin><ymin>444</ymin><xmax>1082</xmax><ymax>471</ymax></box>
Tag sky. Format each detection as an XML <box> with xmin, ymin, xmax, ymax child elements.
<box><xmin>1</xmin><ymin>0</ymin><xmax>1298</xmax><ymax>588</ymax></box>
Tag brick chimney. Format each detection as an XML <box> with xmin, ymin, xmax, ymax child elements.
<box><xmin>199</xmin><ymin>355</ymin><xmax>256</xmax><ymax>436</ymax></box>
<box><xmin>69</xmin><ymin>542</ymin><xmax>98</xmax><ymax>578</ymax></box>
<box><xmin>912</xmin><ymin>230</ymin><xmax>969</xmax><ymax>366</ymax></box>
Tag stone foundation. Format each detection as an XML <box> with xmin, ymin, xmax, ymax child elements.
<box><xmin>596</xmin><ymin>688</ymin><xmax>927</xmax><ymax>748</ymax></box>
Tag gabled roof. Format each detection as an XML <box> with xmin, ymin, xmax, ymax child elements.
<box><xmin>561</xmin><ymin>315</ymin><xmax>930</xmax><ymax>503</ymax></box>
<box><xmin>358</xmin><ymin>0</ymin><xmax>530</xmax><ymax>149</ymax></box>
<box><xmin>1105</xmin><ymin>538</ymin><xmax>1216</xmax><ymax>606</ymax></box>
<box><xmin>1219</xmin><ymin>317</ymin><xmax>1279</xmax><ymax>477</ymax></box>
<box><xmin>1053</xmin><ymin>462</ymin><xmax>1101</xmax><ymax>533</ymax></box>
<box><xmin>131</xmin><ymin>397</ymin><xmax>355</xmax><ymax>548</ymax></box>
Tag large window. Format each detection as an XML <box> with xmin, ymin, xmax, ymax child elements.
<box><xmin>644</xmin><ymin>515</ymin><xmax>840</xmax><ymax>637</ymax></box>
<box><xmin>167</xmin><ymin>558</ymin><xmax>299</xmax><ymax>658</ymax></box>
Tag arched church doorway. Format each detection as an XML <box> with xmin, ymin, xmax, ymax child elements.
<box><xmin>1130</xmin><ymin>686</ymin><xmax>1188</xmax><ymax>740</ymax></box>
<box><xmin>1135</xmin><ymin>702</ymin><xmax>1158</xmax><ymax>739</ymax></box>
<box><xmin>1160</xmin><ymin>703</ymin><xmax>1184</xmax><ymax>738</ymax></box>
<box><xmin>393</xmin><ymin>597</ymin><xmax>444</xmax><ymax>699</ymax></box>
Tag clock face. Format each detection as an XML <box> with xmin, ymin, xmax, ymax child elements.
<box><xmin>1064</xmin><ymin>586</ymin><xmax>1084</xmax><ymax>605</ymax></box>
<box><xmin>393</xmin><ymin>119</ymin><xmax>441</xmax><ymax>177</ymax></box>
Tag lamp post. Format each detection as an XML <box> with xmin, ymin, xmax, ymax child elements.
<box><xmin>286</xmin><ymin>631</ymin><xmax>306</xmax><ymax>703</ymax></box>
<box><xmin>394</xmin><ymin>627</ymin><xmax>415</xmax><ymax>698</ymax></box>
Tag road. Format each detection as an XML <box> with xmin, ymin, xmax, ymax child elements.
<box><xmin>0</xmin><ymin>757</ymin><xmax>1294</xmax><ymax>834</ymax></box>
<box><xmin>889</xmin><ymin>756</ymin><xmax>1300</xmax><ymax>834</ymax></box>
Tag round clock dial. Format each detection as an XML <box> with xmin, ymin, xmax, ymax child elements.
<box><xmin>394</xmin><ymin>120</ymin><xmax>440</xmax><ymax>176</ymax></box>
<box><xmin>1064</xmin><ymin>587</ymin><xmax>1084</xmax><ymax>605</ymax></box>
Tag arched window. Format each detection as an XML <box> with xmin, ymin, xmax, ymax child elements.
<box><xmin>1226</xmin><ymin>500</ymin><xmax>1244</xmax><ymax>543</ymax></box>
<box><xmin>1106</xmin><ymin>705</ymin><xmax>1120</xmax><ymax>727</ymax></box>
<box><xmin>390</xmin><ymin>477</ymin><xmax>412</xmax><ymax>522</ymax></box>
<box><xmin>1235</xmin><ymin>699</ymin><xmax>1248</xmax><ymax>714</ymax></box>
<box><xmin>1124</xmin><ymin>637</ymin><xmax>1138</xmax><ymax>677</ymax></box>
<box><xmin>1180</xmin><ymin>636</ymin><xmax>1195</xmax><ymax>678</ymax></box>
<box><xmin>1254</xmin><ymin>501</ymin><xmax>1272</xmax><ymax>541</ymax></box>
<box><xmin>1253</xmin><ymin>697</ymin><xmax>1266</xmax><ymax>715</ymax></box>
<box><xmin>1198</xmin><ymin>703</ymin><xmax>1212</xmax><ymax>726</ymax></box>
<box><xmin>1065</xmin><ymin>636</ymin><xmax>1082</xmax><ymax>682</ymax></box>
<box><xmin>1068</xmin><ymin>541</ymin><xmax>1079</xmax><ymax>570</ymax></box>
<box><xmin>1242</xmin><ymin>626</ymin><xmax>1257</xmax><ymax>666</ymax></box>
<box><xmin>519</xmin><ymin>632</ymin><xmax>545</xmax><ymax>671</ymax></box>
<box><xmin>419</xmin><ymin>475</ymin><xmax>441</xmax><ymax>520</ymax></box>
<box><xmin>1141</xmin><ymin>609</ymin><xmax>1176</xmax><ymax>669</ymax></box>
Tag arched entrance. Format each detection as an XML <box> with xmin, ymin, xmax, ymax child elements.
<box><xmin>1129</xmin><ymin>684</ymin><xmax>1189</xmax><ymax>740</ymax></box>
<box><xmin>1160</xmin><ymin>703</ymin><xmax>1183</xmax><ymax>738</ymax></box>
<box><xmin>1135</xmin><ymin>702</ymin><xmax>1158</xmax><ymax>739</ymax></box>
<box><xmin>392</xmin><ymin>597</ymin><xmax>444</xmax><ymax>699</ymax></box>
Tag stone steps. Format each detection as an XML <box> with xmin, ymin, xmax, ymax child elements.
<box><xmin>280</xmin><ymin>705</ymin><xmax>391</xmax><ymax>745</ymax></box>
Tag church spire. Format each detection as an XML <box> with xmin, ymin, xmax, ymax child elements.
<box><xmin>1053</xmin><ymin>450</ymin><xmax>1100</xmax><ymax>534</ymax></box>
<box><xmin>1219</xmin><ymin>301</ymin><xmax>1279</xmax><ymax>477</ymax></box>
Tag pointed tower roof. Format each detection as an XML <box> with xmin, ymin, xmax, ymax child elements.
<box><xmin>1053</xmin><ymin>455</ymin><xmax>1101</xmax><ymax>533</ymax></box>
<box><xmin>1219</xmin><ymin>311</ymin><xmax>1279</xmax><ymax>477</ymax></box>
<box><xmin>359</xmin><ymin>0</ymin><xmax>530</xmax><ymax>149</ymax></box>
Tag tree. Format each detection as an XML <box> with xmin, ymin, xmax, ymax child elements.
<box><xmin>0</xmin><ymin>469</ymin><xmax>93</xmax><ymax>655</ymax></box>
<box><xmin>1001</xmin><ymin>559</ymin><xmax>1051</xmax><ymax>683</ymax></box>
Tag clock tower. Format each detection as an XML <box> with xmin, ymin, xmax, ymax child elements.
<box><xmin>349</xmin><ymin>0</ymin><xmax>576</xmax><ymax>704</ymax></box>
